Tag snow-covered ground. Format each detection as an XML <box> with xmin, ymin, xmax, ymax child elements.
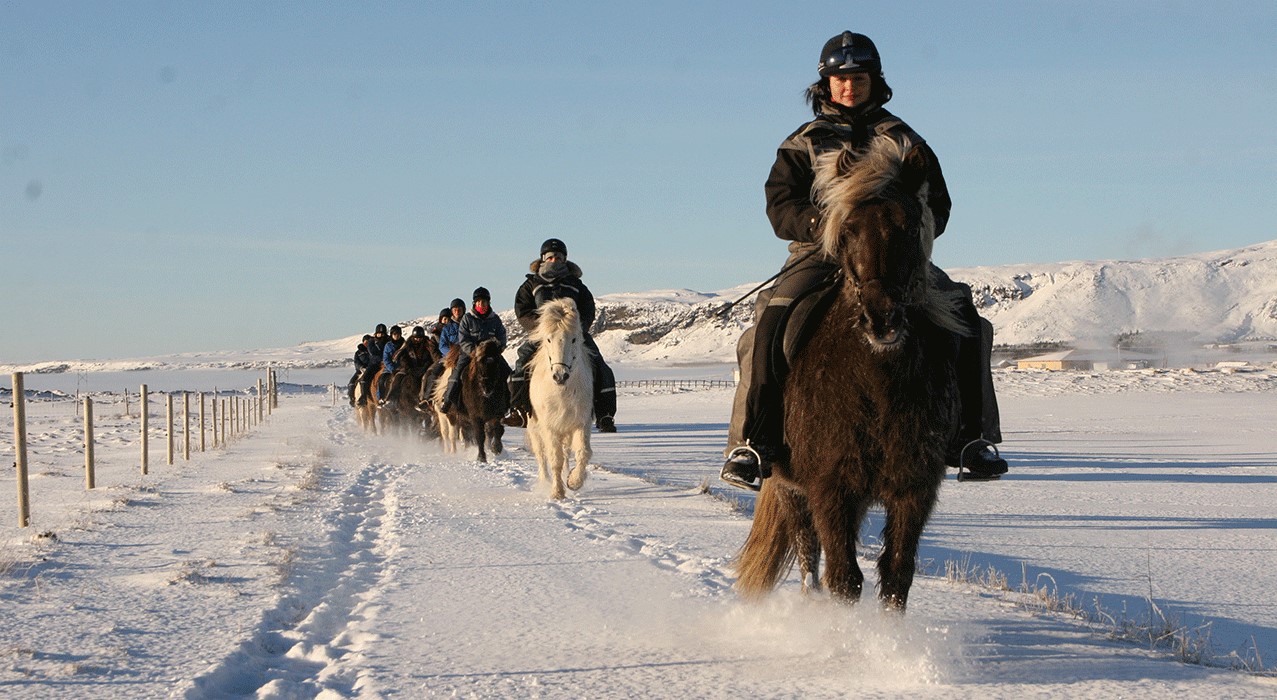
<box><xmin>2</xmin><ymin>365</ymin><xmax>1276</xmax><ymax>698</ymax></box>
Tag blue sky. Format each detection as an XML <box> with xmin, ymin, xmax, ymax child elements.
<box><xmin>3</xmin><ymin>1</ymin><xmax>1275</xmax><ymax>363</ymax></box>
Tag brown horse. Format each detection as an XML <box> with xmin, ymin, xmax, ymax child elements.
<box><xmin>431</xmin><ymin>339</ymin><xmax>511</xmax><ymax>462</ymax></box>
<box><xmin>735</xmin><ymin>134</ymin><xmax>969</xmax><ymax>610</ymax></box>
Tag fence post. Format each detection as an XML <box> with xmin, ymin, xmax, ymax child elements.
<box><xmin>257</xmin><ymin>378</ymin><xmax>264</xmax><ymax>423</ymax></box>
<box><xmin>183</xmin><ymin>391</ymin><xmax>190</xmax><ymax>460</ymax></box>
<box><xmin>84</xmin><ymin>397</ymin><xmax>95</xmax><ymax>490</ymax></box>
<box><xmin>198</xmin><ymin>391</ymin><xmax>206</xmax><ymax>452</ymax></box>
<box><xmin>220</xmin><ymin>398</ymin><xmax>227</xmax><ymax>445</ymax></box>
<box><xmin>140</xmin><ymin>384</ymin><xmax>149</xmax><ymax>475</ymax></box>
<box><xmin>13</xmin><ymin>373</ymin><xmax>30</xmax><ymax>528</ymax></box>
<box><xmin>166</xmin><ymin>393</ymin><xmax>174</xmax><ymax>466</ymax></box>
<box><xmin>124</xmin><ymin>387</ymin><xmax>130</xmax><ymax>418</ymax></box>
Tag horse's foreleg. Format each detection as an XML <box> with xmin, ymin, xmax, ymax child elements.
<box><xmin>566</xmin><ymin>428</ymin><xmax>591</xmax><ymax>491</ymax></box>
<box><xmin>488</xmin><ymin>421</ymin><xmax>504</xmax><ymax>456</ymax></box>
<box><xmin>878</xmin><ymin>485</ymin><xmax>940</xmax><ymax>611</ymax></box>
<box><xmin>472</xmin><ymin>418</ymin><xmax>487</xmax><ymax>463</ymax></box>
<box><xmin>810</xmin><ymin>486</ymin><xmax>868</xmax><ymax>601</ymax></box>
<box><xmin>549</xmin><ymin>438</ymin><xmax>568</xmax><ymax>500</ymax></box>
<box><xmin>527</xmin><ymin>423</ymin><xmax>550</xmax><ymax>484</ymax></box>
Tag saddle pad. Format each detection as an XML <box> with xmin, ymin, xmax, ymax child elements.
<box><xmin>780</xmin><ymin>276</ymin><xmax>840</xmax><ymax>366</ymax></box>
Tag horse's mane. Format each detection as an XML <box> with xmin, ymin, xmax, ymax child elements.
<box><xmin>812</xmin><ymin>134</ymin><xmax>918</xmax><ymax>260</ymax></box>
<box><xmin>530</xmin><ymin>298</ymin><xmax>581</xmax><ymax>344</ymax></box>
<box><xmin>811</xmin><ymin>134</ymin><xmax>969</xmax><ymax>336</ymax></box>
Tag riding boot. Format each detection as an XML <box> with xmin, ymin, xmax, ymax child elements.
<box><xmin>724</xmin><ymin>303</ymin><xmax>789</xmax><ymax>488</ymax></box>
<box><xmin>440</xmin><ymin>362</ymin><xmax>465</xmax><ymax>414</ymax></box>
<box><xmin>503</xmin><ymin>342</ymin><xmax>537</xmax><ymax>425</ymax></box>
<box><xmin>383</xmin><ymin>373</ymin><xmax>400</xmax><ymax>406</ymax></box>
<box><xmin>591</xmin><ymin>351</ymin><xmax>617</xmax><ymax>431</ymax></box>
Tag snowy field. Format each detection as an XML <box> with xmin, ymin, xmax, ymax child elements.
<box><xmin>2</xmin><ymin>367</ymin><xmax>1277</xmax><ymax>698</ymax></box>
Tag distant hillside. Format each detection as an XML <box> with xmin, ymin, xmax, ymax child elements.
<box><xmin>6</xmin><ymin>241</ymin><xmax>1276</xmax><ymax>374</ymax></box>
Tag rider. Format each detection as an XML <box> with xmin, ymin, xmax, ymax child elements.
<box><xmin>419</xmin><ymin>301</ymin><xmax>464</xmax><ymax>410</ymax></box>
<box><xmin>377</xmin><ymin>325</ymin><xmax>404</xmax><ymax>402</ymax></box>
<box><xmin>438</xmin><ymin>298</ymin><xmax>465</xmax><ymax>356</ymax></box>
<box><xmin>720</xmin><ymin>31</ymin><xmax>1008</xmax><ymax>490</ymax></box>
<box><xmin>439</xmin><ymin>287</ymin><xmax>508</xmax><ymax>413</ymax></box>
<box><xmin>385</xmin><ymin>325</ymin><xmax>434</xmax><ymax>404</ymax></box>
<box><xmin>357</xmin><ymin>324</ymin><xmax>389</xmax><ymax>405</ymax></box>
<box><xmin>506</xmin><ymin>238</ymin><xmax>617</xmax><ymax>432</ymax></box>
<box><xmin>347</xmin><ymin>334</ymin><xmax>374</xmax><ymax>406</ymax></box>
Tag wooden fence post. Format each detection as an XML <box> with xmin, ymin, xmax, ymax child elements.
<box><xmin>166</xmin><ymin>393</ymin><xmax>174</xmax><ymax>466</ymax></box>
<box><xmin>198</xmin><ymin>391</ymin><xmax>206</xmax><ymax>452</ymax></box>
<box><xmin>84</xmin><ymin>397</ymin><xmax>95</xmax><ymax>490</ymax></box>
<box><xmin>140</xmin><ymin>384</ymin><xmax>149</xmax><ymax>475</ymax></box>
<box><xmin>257</xmin><ymin>378</ymin><xmax>264</xmax><ymax>423</ymax></box>
<box><xmin>13</xmin><ymin>373</ymin><xmax>30</xmax><ymax>528</ymax></box>
<box><xmin>220</xmin><ymin>398</ymin><xmax>227</xmax><ymax>445</ymax></box>
<box><xmin>183</xmin><ymin>391</ymin><xmax>190</xmax><ymax>461</ymax></box>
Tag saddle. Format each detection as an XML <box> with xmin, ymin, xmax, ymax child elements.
<box><xmin>778</xmin><ymin>273</ymin><xmax>841</xmax><ymax>367</ymax></box>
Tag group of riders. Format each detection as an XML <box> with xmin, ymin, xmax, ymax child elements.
<box><xmin>347</xmin><ymin>30</ymin><xmax>1013</xmax><ymax>488</ymax></box>
<box><xmin>346</xmin><ymin>237</ymin><xmax>618</xmax><ymax>433</ymax></box>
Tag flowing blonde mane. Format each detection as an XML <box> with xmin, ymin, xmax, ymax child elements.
<box><xmin>812</xmin><ymin>134</ymin><xmax>913</xmax><ymax>260</ymax></box>
<box><xmin>530</xmin><ymin>298</ymin><xmax>581</xmax><ymax>345</ymax></box>
<box><xmin>810</xmin><ymin>134</ymin><xmax>968</xmax><ymax>336</ymax></box>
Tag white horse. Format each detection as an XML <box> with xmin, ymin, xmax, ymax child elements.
<box><xmin>527</xmin><ymin>298</ymin><xmax>594</xmax><ymax>500</ymax></box>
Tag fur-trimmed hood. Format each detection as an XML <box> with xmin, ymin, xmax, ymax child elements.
<box><xmin>527</xmin><ymin>259</ymin><xmax>584</xmax><ymax>279</ymax></box>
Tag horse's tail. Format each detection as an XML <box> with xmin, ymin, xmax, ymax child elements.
<box><xmin>733</xmin><ymin>480</ymin><xmax>799</xmax><ymax>600</ymax></box>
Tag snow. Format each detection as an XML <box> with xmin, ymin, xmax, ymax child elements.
<box><xmin>3</xmin><ymin>364</ymin><xmax>1277</xmax><ymax>697</ymax></box>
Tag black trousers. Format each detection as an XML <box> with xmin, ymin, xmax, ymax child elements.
<box><xmin>729</xmin><ymin>249</ymin><xmax>1001</xmax><ymax>454</ymax></box>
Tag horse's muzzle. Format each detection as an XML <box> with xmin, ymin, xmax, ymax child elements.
<box><xmin>553</xmin><ymin>370</ymin><xmax>570</xmax><ymax>386</ymax></box>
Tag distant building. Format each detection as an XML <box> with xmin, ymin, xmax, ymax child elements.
<box><xmin>1015</xmin><ymin>349</ymin><xmax>1163</xmax><ymax>371</ymax></box>
<box><xmin>1015</xmin><ymin>350</ymin><xmax>1094</xmax><ymax>371</ymax></box>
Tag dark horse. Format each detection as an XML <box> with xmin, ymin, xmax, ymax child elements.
<box><xmin>432</xmin><ymin>339</ymin><xmax>511</xmax><ymax>463</ymax></box>
<box><xmin>735</xmin><ymin>134</ymin><xmax>970</xmax><ymax>610</ymax></box>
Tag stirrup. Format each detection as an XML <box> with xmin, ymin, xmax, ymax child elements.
<box><xmin>721</xmin><ymin>445</ymin><xmax>763</xmax><ymax>492</ymax></box>
<box><xmin>955</xmin><ymin>439</ymin><xmax>1005</xmax><ymax>482</ymax></box>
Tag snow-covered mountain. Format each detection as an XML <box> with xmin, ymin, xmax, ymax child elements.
<box><xmin>5</xmin><ymin>241</ymin><xmax>1276</xmax><ymax>374</ymax></box>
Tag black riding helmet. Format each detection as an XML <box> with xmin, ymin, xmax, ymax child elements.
<box><xmin>389</xmin><ymin>325</ymin><xmax>402</xmax><ymax>337</ymax></box>
<box><xmin>472</xmin><ymin>286</ymin><xmax>491</xmax><ymax>302</ymax></box>
<box><xmin>375</xmin><ymin>323</ymin><xmax>388</xmax><ymax>335</ymax></box>
<box><xmin>411</xmin><ymin>326</ymin><xmax>426</xmax><ymax>338</ymax></box>
<box><xmin>540</xmin><ymin>238</ymin><xmax>567</xmax><ymax>257</ymax></box>
<box><xmin>450</xmin><ymin>297</ymin><xmax>465</xmax><ymax>311</ymax></box>
<box><xmin>818</xmin><ymin>31</ymin><xmax>881</xmax><ymax>76</ymax></box>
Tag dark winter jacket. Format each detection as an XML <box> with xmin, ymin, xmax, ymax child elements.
<box><xmin>458</xmin><ymin>309</ymin><xmax>508</xmax><ymax>354</ymax></box>
<box><xmin>391</xmin><ymin>336</ymin><xmax>434</xmax><ymax>375</ymax></box>
<box><xmin>354</xmin><ymin>343</ymin><xmax>375</xmax><ymax>374</ymax></box>
<box><xmin>765</xmin><ymin>105</ymin><xmax>951</xmax><ymax>250</ymax></box>
<box><xmin>369</xmin><ymin>335</ymin><xmax>389</xmax><ymax>369</ymax></box>
<box><xmin>438</xmin><ymin>319</ymin><xmax>461</xmax><ymax>356</ymax></box>
<box><xmin>514</xmin><ymin>260</ymin><xmax>596</xmax><ymax>334</ymax></box>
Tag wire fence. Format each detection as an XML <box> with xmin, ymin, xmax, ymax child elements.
<box><xmin>616</xmin><ymin>379</ymin><xmax>736</xmax><ymax>389</ymax></box>
<box><xmin>7</xmin><ymin>370</ymin><xmax>280</xmax><ymax>528</ymax></box>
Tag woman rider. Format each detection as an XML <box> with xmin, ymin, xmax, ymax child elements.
<box><xmin>721</xmin><ymin>31</ymin><xmax>1008</xmax><ymax>490</ymax></box>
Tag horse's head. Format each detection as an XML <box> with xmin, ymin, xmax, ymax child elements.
<box><xmin>813</xmin><ymin>135</ymin><xmax>937</xmax><ymax>351</ymax></box>
<box><xmin>531</xmin><ymin>298</ymin><xmax>584</xmax><ymax>385</ymax></box>
<box><xmin>471</xmin><ymin>339</ymin><xmax>511</xmax><ymax>399</ymax></box>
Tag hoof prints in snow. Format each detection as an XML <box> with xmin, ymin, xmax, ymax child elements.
<box><xmin>182</xmin><ymin>460</ymin><xmax>402</xmax><ymax>698</ymax></box>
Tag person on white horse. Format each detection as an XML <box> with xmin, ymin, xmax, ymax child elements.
<box><xmin>720</xmin><ymin>31</ymin><xmax>1009</xmax><ymax>491</ymax></box>
<box><xmin>505</xmin><ymin>238</ymin><xmax>617</xmax><ymax>433</ymax></box>
<box><xmin>438</xmin><ymin>287</ymin><xmax>508</xmax><ymax>414</ymax></box>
